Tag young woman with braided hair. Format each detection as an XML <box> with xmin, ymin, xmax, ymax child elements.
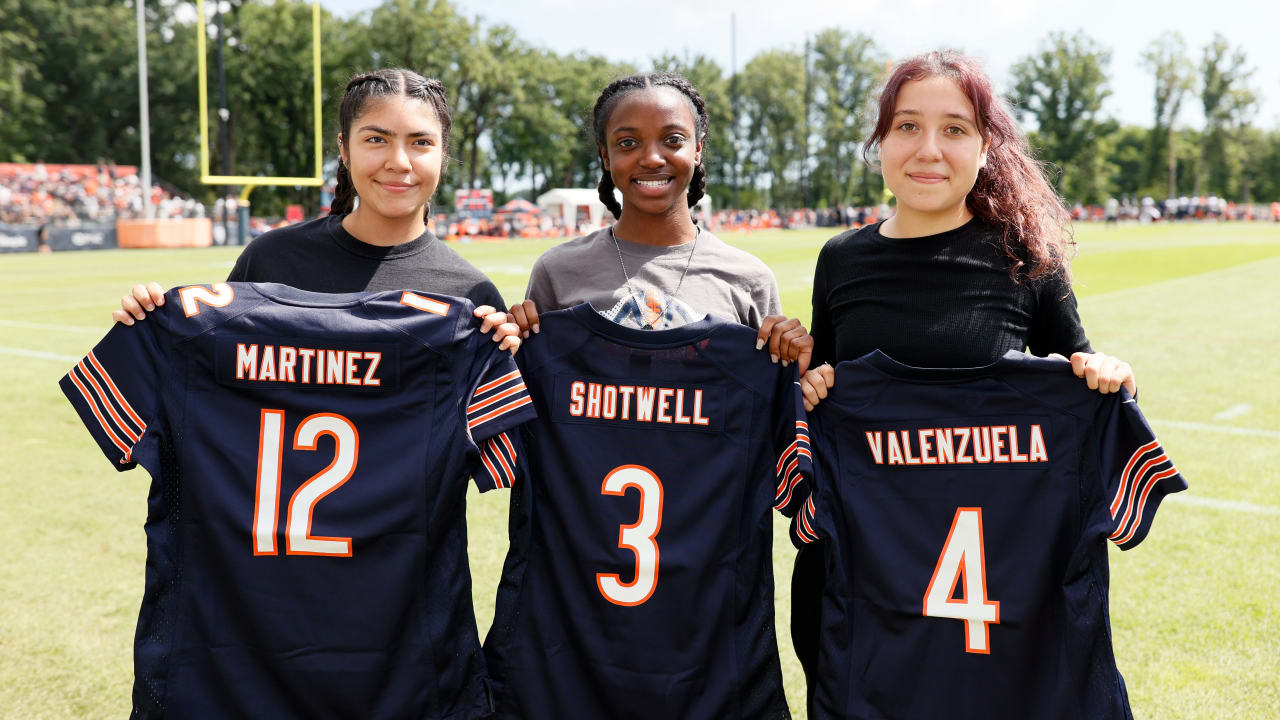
<box><xmin>790</xmin><ymin>50</ymin><xmax>1137</xmax><ymax>716</ymax></box>
<box><xmin>506</xmin><ymin>72</ymin><xmax>813</xmax><ymax>368</ymax></box>
<box><xmin>113</xmin><ymin>68</ymin><xmax>518</xmax><ymax>352</ymax></box>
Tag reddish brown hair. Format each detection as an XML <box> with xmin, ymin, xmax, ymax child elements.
<box><xmin>865</xmin><ymin>50</ymin><xmax>1074</xmax><ymax>282</ymax></box>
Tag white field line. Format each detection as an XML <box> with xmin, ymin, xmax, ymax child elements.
<box><xmin>1214</xmin><ymin>404</ymin><xmax>1253</xmax><ymax>421</ymax></box>
<box><xmin>1151</xmin><ymin>419</ymin><xmax>1280</xmax><ymax>440</ymax></box>
<box><xmin>0</xmin><ymin>319</ymin><xmax>105</xmax><ymax>333</ymax></box>
<box><xmin>0</xmin><ymin>346</ymin><xmax>79</xmax><ymax>363</ymax></box>
<box><xmin>1167</xmin><ymin>494</ymin><xmax>1280</xmax><ymax>517</ymax></box>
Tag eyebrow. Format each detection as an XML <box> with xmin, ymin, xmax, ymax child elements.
<box><xmin>893</xmin><ymin>109</ymin><xmax>976</xmax><ymax>124</ymax></box>
<box><xmin>610</xmin><ymin>123</ymin><xmax>693</xmax><ymax>135</ymax></box>
<box><xmin>356</xmin><ymin>124</ymin><xmax>438</xmax><ymax>138</ymax></box>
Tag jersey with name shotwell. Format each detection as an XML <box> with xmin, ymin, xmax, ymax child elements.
<box><xmin>790</xmin><ymin>350</ymin><xmax>1186</xmax><ymax>720</ymax></box>
<box><xmin>59</xmin><ymin>282</ymin><xmax>535</xmax><ymax>720</ymax></box>
<box><xmin>483</xmin><ymin>304</ymin><xmax>811</xmax><ymax>720</ymax></box>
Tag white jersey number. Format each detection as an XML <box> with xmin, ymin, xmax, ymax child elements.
<box><xmin>253</xmin><ymin>410</ymin><xmax>358</xmax><ymax>557</ymax></box>
<box><xmin>923</xmin><ymin>507</ymin><xmax>1001</xmax><ymax>653</ymax></box>
<box><xmin>596</xmin><ymin>464</ymin><xmax>664</xmax><ymax>606</ymax></box>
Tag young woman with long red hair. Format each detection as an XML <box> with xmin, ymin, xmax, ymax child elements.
<box><xmin>791</xmin><ymin>50</ymin><xmax>1136</xmax><ymax>712</ymax></box>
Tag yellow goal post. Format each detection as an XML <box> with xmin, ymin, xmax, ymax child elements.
<box><xmin>195</xmin><ymin>0</ymin><xmax>323</xmax><ymax>188</ymax></box>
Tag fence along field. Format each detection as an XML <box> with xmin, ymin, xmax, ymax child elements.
<box><xmin>1</xmin><ymin>223</ymin><xmax>1278</xmax><ymax>718</ymax></box>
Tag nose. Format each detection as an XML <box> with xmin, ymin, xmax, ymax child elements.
<box><xmin>914</xmin><ymin>131</ymin><xmax>943</xmax><ymax>161</ymax></box>
<box><xmin>385</xmin><ymin>141</ymin><xmax>411</xmax><ymax>173</ymax></box>
<box><xmin>639</xmin><ymin>142</ymin><xmax>665</xmax><ymax>169</ymax></box>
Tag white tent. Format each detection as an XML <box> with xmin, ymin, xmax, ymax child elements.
<box><xmin>535</xmin><ymin>187</ymin><xmax>712</xmax><ymax>232</ymax></box>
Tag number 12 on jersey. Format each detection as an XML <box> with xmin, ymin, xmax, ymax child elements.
<box><xmin>253</xmin><ymin>409</ymin><xmax>359</xmax><ymax>557</ymax></box>
<box><xmin>923</xmin><ymin>507</ymin><xmax>1000</xmax><ymax>654</ymax></box>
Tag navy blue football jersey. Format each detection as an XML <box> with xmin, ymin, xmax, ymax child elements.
<box><xmin>791</xmin><ymin>351</ymin><xmax>1186</xmax><ymax>720</ymax></box>
<box><xmin>483</xmin><ymin>304</ymin><xmax>810</xmax><ymax>720</ymax></box>
<box><xmin>59</xmin><ymin>282</ymin><xmax>535</xmax><ymax>720</ymax></box>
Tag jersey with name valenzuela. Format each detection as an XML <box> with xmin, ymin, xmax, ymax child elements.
<box><xmin>790</xmin><ymin>351</ymin><xmax>1186</xmax><ymax>720</ymax></box>
<box><xmin>59</xmin><ymin>282</ymin><xmax>535</xmax><ymax>720</ymax></box>
<box><xmin>483</xmin><ymin>304</ymin><xmax>811</xmax><ymax>720</ymax></box>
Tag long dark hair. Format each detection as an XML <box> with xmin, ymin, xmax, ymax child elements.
<box><xmin>331</xmin><ymin>68</ymin><xmax>452</xmax><ymax>222</ymax></box>
<box><xmin>591</xmin><ymin>72</ymin><xmax>709</xmax><ymax>221</ymax></box>
<box><xmin>864</xmin><ymin>51</ymin><xmax>1074</xmax><ymax>281</ymax></box>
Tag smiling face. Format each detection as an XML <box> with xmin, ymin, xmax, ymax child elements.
<box><xmin>601</xmin><ymin>86</ymin><xmax>702</xmax><ymax>220</ymax></box>
<box><xmin>338</xmin><ymin>95</ymin><xmax>444</xmax><ymax>222</ymax></box>
<box><xmin>879</xmin><ymin>76</ymin><xmax>989</xmax><ymax>224</ymax></box>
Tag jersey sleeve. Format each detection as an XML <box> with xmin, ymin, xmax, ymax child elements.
<box><xmin>1098</xmin><ymin>390</ymin><xmax>1187</xmax><ymax>550</ymax></box>
<box><xmin>58</xmin><ymin>321</ymin><xmax>164</xmax><ymax>472</ymax></box>
<box><xmin>463</xmin><ymin>345</ymin><xmax>535</xmax><ymax>492</ymax></box>
<box><xmin>771</xmin><ymin>369</ymin><xmax>814</xmax><ymax>517</ymax></box>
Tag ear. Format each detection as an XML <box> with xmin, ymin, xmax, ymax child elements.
<box><xmin>978</xmin><ymin>138</ymin><xmax>990</xmax><ymax>170</ymax></box>
<box><xmin>337</xmin><ymin>134</ymin><xmax>348</xmax><ymax>165</ymax></box>
<box><xmin>600</xmin><ymin>149</ymin><xmax>611</xmax><ymax>172</ymax></box>
<box><xmin>694</xmin><ymin>137</ymin><xmax>704</xmax><ymax>165</ymax></box>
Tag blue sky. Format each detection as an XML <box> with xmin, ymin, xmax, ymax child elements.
<box><xmin>322</xmin><ymin>0</ymin><xmax>1280</xmax><ymax>130</ymax></box>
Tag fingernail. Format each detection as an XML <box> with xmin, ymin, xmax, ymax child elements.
<box><xmin>523</xmin><ymin>331</ymin><xmax>530</xmax><ymax>339</ymax></box>
<box><xmin>755</xmin><ymin>338</ymin><xmax>765</xmax><ymax>350</ymax></box>
<box><xmin>771</xmin><ymin>354</ymin><xmax>778</xmax><ymax>364</ymax></box>
<box><xmin>532</xmin><ymin>324</ymin><xmax>540</xmax><ymax>334</ymax></box>
<box><xmin>156</xmin><ymin>297</ymin><xmax>164</xmax><ymax>305</ymax></box>
<box><xmin>782</xmin><ymin>359</ymin><xmax>789</xmax><ymax>367</ymax></box>
<box><xmin>135</xmin><ymin>313</ymin><xmax>145</xmax><ymax>320</ymax></box>
<box><xmin>144</xmin><ymin>304</ymin><xmax>154</xmax><ymax>311</ymax></box>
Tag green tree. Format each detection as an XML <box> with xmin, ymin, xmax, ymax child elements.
<box><xmin>808</xmin><ymin>28</ymin><xmax>884</xmax><ymax>208</ymax></box>
<box><xmin>739</xmin><ymin>49</ymin><xmax>805</xmax><ymax>208</ymax></box>
<box><xmin>1009</xmin><ymin>31</ymin><xmax>1116</xmax><ymax>203</ymax></box>
<box><xmin>1140</xmin><ymin>32</ymin><xmax>1194</xmax><ymax>199</ymax></box>
<box><xmin>1198</xmin><ymin>34</ymin><xmax>1256</xmax><ymax>197</ymax></box>
<box><xmin>454</xmin><ymin>22</ymin><xmax>525</xmax><ymax>190</ymax></box>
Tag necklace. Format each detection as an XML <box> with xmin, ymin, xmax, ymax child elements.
<box><xmin>610</xmin><ymin>225</ymin><xmax>699</xmax><ymax>329</ymax></box>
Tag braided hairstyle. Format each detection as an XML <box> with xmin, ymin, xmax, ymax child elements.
<box><xmin>591</xmin><ymin>73</ymin><xmax>709</xmax><ymax>221</ymax></box>
<box><xmin>331</xmin><ymin>68</ymin><xmax>453</xmax><ymax>222</ymax></box>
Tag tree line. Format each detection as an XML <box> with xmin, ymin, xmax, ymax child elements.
<box><xmin>2</xmin><ymin>0</ymin><xmax>1275</xmax><ymax>215</ymax></box>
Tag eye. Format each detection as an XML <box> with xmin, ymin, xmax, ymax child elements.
<box><xmin>945</xmin><ymin>125</ymin><xmax>966</xmax><ymax>136</ymax></box>
<box><xmin>413</xmin><ymin>137</ymin><xmax>434</xmax><ymax>147</ymax></box>
<box><xmin>616</xmin><ymin>138</ymin><xmax>637</xmax><ymax>149</ymax></box>
<box><xmin>896</xmin><ymin>121</ymin><xmax>917</xmax><ymax>132</ymax></box>
<box><xmin>665</xmin><ymin>134</ymin><xmax>688</xmax><ymax>146</ymax></box>
<box><xmin>364</xmin><ymin>135</ymin><xmax>386</xmax><ymax>144</ymax></box>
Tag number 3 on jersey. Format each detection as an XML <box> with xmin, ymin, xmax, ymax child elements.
<box><xmin>923</xmin><ymin>507</ymin><xmax>1000</xmax><ymax>654</ymax></box>
<box><xmin>253</xmin><ymin>409</ymin><xmax>359</xmax><ymax>557</ymax></box>
<box><xmin>596</xmin><ymin>465</ymin><xmax>664</xmax><ymax>606</ymax></box>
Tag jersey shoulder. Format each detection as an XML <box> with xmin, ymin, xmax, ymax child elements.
<box><xmin>152</xmin><ymin>282</ymin><xmax>270</xmax><ymax>341</ymax></box>
<box><xmin>358</xmin><ymin>288</ymin><xmax>478</xmax><ymax>353</ymax></box>
<box><xmin>993</xmin><ymin>353</ymin><xmax>1102</xmax><ymax>420</ymax></box>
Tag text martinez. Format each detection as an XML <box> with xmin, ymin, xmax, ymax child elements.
<box><xmin>234</xmin><ymin>343</ymin><xmax>383</xmax><ymax>386</ymax></box>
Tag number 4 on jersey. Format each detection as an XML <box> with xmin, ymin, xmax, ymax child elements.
<box><xmin>923</xmin><ymin>507</ymin><xmax>1000</xmax><ymax>654</ymax></box>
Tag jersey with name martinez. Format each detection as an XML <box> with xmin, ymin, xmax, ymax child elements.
<box><xmin>60</xmin><ymin>282</ymin><xmax>534</xmax><ymax>720</ymax></box>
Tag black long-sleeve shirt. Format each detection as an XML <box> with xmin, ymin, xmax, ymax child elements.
<box><xmin>810</xmin><ymin>218</ymin><xmax>1091</xmax><ymax>368</ymax></box>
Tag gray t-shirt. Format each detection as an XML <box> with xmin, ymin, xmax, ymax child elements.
<box><xmin>525</xmin><ymin>226</ymin><xmax>782</xmax><ymax>330</ymax></box>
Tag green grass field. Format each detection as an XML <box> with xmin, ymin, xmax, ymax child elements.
<box><xmin>2</xmin><ymin>222</ymin><xmax>1278</xmax><ymax>718</ymax></box>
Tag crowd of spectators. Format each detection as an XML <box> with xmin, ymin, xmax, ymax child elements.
<box><xmin>0</xmin><ymin>162</ymin><xmax>203</xmax><ymax>226</ymax></box>
<box><xmin>1072</xmin><ymin>195</ymin><xmax>1280</xmax><ymax>223</ymax></box>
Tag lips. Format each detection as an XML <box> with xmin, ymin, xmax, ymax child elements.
<box><xmin>907</xmin><ymin>173</ymin><xmax>947</xmax><ymax>184</ymax></box>
<box><xmin>376</xmin><ymin>180</ymin><xmax>416</xmax><ymax>192</ymax></box>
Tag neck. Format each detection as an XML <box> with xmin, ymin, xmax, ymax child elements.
<box><xmin>881</xmin><ymin>203</ymin><xmax>973</xmax><ymax>239</ymax></box>
<box><xmin>342</xmin><ymin>206</ymin><xmax>426</xmax><ymax>247</ymax></box>
<box><xmin>612</xmin><ymin>204</ymin><xmax>697</xmax><ymax>246</ymax></box>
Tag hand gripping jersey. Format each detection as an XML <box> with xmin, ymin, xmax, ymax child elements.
<box><xmin>483</xmin><ymin>305</ymin><xmax>811</xmax><ymax>720</ymax></box>
<box><xmin>791</xmin><ymin>351</ymin><xmax>1186</xmax><ymax>720</ymax></box>
<box><xmin>59</xmin><ymin>282</ymin><xmax>535</xmax><ymax>720</ymax></box>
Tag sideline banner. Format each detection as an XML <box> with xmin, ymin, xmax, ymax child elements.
<box><xmin>0</xmin><ymin>226</ymin><xmax>38</xmax><ymax>253</ymax></box>
<box><xmin>50</xmin><ymin>225</ymin><xmax>118</xmax><ymax>251</ymax></box>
